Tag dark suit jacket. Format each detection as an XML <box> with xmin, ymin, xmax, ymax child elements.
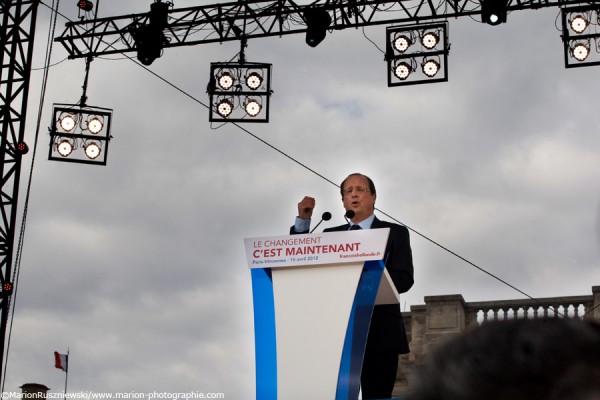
<box><xmin>290</xmin><ymin>216</ymin><xmax>414</xmax><ymax>354</ymax></box>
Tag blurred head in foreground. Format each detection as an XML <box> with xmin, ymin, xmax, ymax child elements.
<box><xmin>409</xmin><ymin>318</ymin><xmax>600</xmax><ymax>400</ymax></box>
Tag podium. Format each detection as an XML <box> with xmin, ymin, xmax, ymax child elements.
<box><xmin>244</xmin><ymin>229</ymin><xmax>398</xmax><ymax>400</ymax></box>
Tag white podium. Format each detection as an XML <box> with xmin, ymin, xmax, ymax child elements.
<box><xmin>244</xmin><ymin>229</ymin><xmax>398</xmax><ymax>400</ymax></box>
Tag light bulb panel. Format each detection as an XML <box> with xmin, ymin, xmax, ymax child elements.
<box><xmin>208</xmin><ymin>62</ymin><xmax>272</xmax><ymax>123</ymax></box>
<box><xmin>386</xmin><ymin>22</ymin><xmax>449</xmax><ymax>87</ymax></box>
<box><xmin>49</xmin><ymin>104</ymin><xmax>112</xmax><ymax>165</ymax></box>
<box><xmin>561</xmin><ymin>6</ymin><xmax>600</xmax><ymax>68</ymax></box>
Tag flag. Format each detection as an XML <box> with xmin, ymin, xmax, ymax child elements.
<box><xmin>54</xmin><ymin>351</ymin><xmax>68</xmax><ymax>372</ymax></box>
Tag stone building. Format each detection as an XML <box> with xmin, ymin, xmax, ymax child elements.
<box><xmin>392</xmin><ymin>285</ymin><xmax>600</xmax><ymax>397</ymax></box>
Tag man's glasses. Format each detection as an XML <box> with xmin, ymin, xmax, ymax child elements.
<box><xmin>342</xmin><ymin>187</ymin><xmax>370</xmax><ymax>196</ymax></box>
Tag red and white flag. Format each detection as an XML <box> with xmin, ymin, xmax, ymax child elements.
<box><xmin>54</xmin><ymin>351</ymin><xmax>68</xmax><ymax>372</ymax></box>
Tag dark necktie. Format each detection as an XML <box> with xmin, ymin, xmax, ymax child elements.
<box><xmin>349</xmin><ymin>224</ymin><xmax>362</xmax><ymax>230</ymax></box>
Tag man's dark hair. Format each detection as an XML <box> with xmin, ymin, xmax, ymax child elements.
<box><xmin>340</xmin><ymin>173</ymin><xmax>376</xmax><ymax>197</ymax></box>
<box><xmin>408</xmin><ymin>318</ymin><xmax>600</xmax><ymax>400</ymax></box>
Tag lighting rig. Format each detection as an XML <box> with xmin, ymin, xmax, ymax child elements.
<box><xmin>207</xmin><ymin>39</ymin><xmax>273</xmax><ymax>123</ymax></box>
<box><xmin>49</xmin><ymin>104</ymin><xmax>112</xmax><ymax>165</ymax></box>
<box><xmin>561</xmin><ymin>5</ymin><xmax>600</xmax><ymax>68</ymax></box>
<box><xmin>49</xmin><ymin>41</ymin><xmax>113</xmax><ymax>165</ymax></box>
<box><xmin>386</xmin><ymin>22</ymin><xmax>449</xmax><ymax>87</ymax></box>
<box><xmin>49</xmin><ymin>0</ymin><xmax>600</xmax><ymax>125</ymax></box>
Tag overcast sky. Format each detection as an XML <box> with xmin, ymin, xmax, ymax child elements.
<box><xmin>3</xmin><ymin>0</ymin><xmax>600</xmax><ymax>398</ymax></box>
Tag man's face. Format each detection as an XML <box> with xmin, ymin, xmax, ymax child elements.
<box><xmin>341</xmin><ymin>175</ymin><xmax>376</xmax><ymax>222</ymax></box>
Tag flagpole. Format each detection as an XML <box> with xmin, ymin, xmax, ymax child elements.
<box><xmin>63</xmin><ymin>349</ymin><xmax>69</xmax><ymax>399</ymax></box>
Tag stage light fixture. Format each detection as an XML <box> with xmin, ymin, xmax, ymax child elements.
<box><xmin>131</xmin><ymin>1</ymin><xmax>171</xmax><ymax>66</ymax></box>
<box><xmin>216</xmin><ymin>98</ymin><xmax>234</xmax><ymax>118</ymax></box>
<box><xmin>572</xmin><ymin>42</ymin><xmax>590</xmax><ymax>61</ymax></box>
<box><xmin>304</xmin><ymin>7</ymin><xmax>332</xmax><ymax>47</ymax></box>
<box><xmin>570</xmin><ymin>14</ymin><xmax>589</xmax><ymax>33</ymax></box>
<box><xmin>245</xmin><ymin>99</ymin><xmax>262</xmax><ymax>117</ymax></box>
<box><xmin>422</xmin><ymin>59</ymin><xmax>440</xmax><ymax>77</ymax></box>
<box><xmin>16</xmin><ymin>142</ymin><xmax>29</xmax><ymax>155</ymax></box>
<box><xmin>561</xmin><ymin>6</ymin><xmax>600</xmax><ymax>68</ymax></box>
<box><xmin>57</xmin><ymin>140</ymin><xmax>74</xmax><ymax>157</ymax></box>
<box><xmin>208</xmin><ymin>62</ymin><xmax>272</xmax><ymax>123</ymax></box>
<box><xmin>421</xmin><ymin>32</ymin><xmax>439</xmax><ymax>49</ymax></box>
<box><xmin>59</xmin><ymin>113</ymin><xmax>77</xmax><ymax>132</ymax></box>
<box><xmin>393</xmin><ymin>62</ymin><xmax>412</xmax><ymax>80</ymax></box>
<box><xmin>84</xmin><ymin>142</ymin><xmax>101</xmax><ymax>159</ymax></box>
<box><xmin>386</xmin><ymin>23</ymin><xmax>449</xmax><ymax>87</ymax></box>
<box><xmin>77</xmin><ymin>0</ymin><xmax>93</xmax><ymax>11</ymax></box>
<box><xmin>218</xmin><ymin>72</ymin><xmax>235</xmax><ymax>90</ymax></box>
<box><xmin>481</xmin><ymin>0</ymin><xmax>508</xmax><ymax>25</ymax></box>
<box><xmin>49</xmin><ymin>104</ymin><xmax>112</xmax><ymax>165</ymax></box>
<box><xmin>133</xmin><ymin>25</ymin><xmax>168</xmax><ymax>66</ymax></box>
<box><xmin>393</xmin><ymin>35</ymin><xmax>411</xmax><ymax>53</ymax></box>
<box><xmin>149</xmin><ymin>0</ymin><xmax>170</xmax><ymax>29</ymax></box>
<box><xmin>87</xmin><ymin>116</ymin><xmax>103</xmax><ymax>134</ymax></box>
<box><xmin>245</xmin><ymin>72</ymin><xmax>263</xmax><ymax>90</ymax></box>
<box><xmin>2</xmin><ymin>282</ymin><xmax>13</xmax><ymax>297</ymax></box>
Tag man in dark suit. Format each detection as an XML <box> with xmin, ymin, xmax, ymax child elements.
<box><xmin>290</xmin><ymin>173</ymin><xmax>414</xmax><ymax>399</ymax></box>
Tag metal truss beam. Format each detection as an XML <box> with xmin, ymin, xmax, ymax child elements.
<box><xmin>56</xmin><ymin>0</ymin><xmax>592</xmax><ymax>59</ymax></box>
<box><xmin>0</xmin><ymin>0</ymin><xmax>40</xmax><ymax>387</ymax></box>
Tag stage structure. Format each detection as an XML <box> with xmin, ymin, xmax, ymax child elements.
<box><xmin>1</xmin><ymin>0</ymin><xmax>599</xmax><ymax>388</ymax></box>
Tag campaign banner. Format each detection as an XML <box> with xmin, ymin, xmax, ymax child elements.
<box><xmin>244</xmin><ymin>228</ymin><xmax>390</xmax><ymax>269</ymax></box>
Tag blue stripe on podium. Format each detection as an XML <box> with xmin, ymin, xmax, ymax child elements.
<box><xmin>251</xmin><ymin>268</ymin><xmax>278</xmax><ymax>400</ymax></box>
<box><xmin>336</xmin><ymin>260</ymin><xmax>385</xmax><ymax>400</ymax></box>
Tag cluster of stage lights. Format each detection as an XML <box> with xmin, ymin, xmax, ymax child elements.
<box><xmin>208</xmin><ymin>62</ymin><xmax>272</xmax><ymax>123</ymax></box>
<box><xmin>561</xmin><ymin>5</ymin><xmax>600</xmax><ymax>68</ymax></box>
<box><xmin>215</xmin><ymin>71</ymin><xmax>264</xmax><ymax>118</ymax></box>
<box><xmin>570</xmin><ymin>14</ymin><xmax>591</xmax><ymax>61</ymax></box>
<box><xmin>56</xmin><ymin>113</ymin><xmax>103</xmax><ymax>159</ymax></box>
<box><xmin>392</xmin><ymin>31</ymin><xmax>441</xmax><ymax>79</ymax></box>
<box><xmin>386</xmin><ymin>23</ymin><xmax>449</xmax><ymax>87</ymax></box>
<box><xmin>49</xmin><ymin>105</ymin><xmax>112</xmax><ymax>165</ymax></box>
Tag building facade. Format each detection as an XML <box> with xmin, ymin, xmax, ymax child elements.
<box><xmin>393</xmin><ymin>285</ymin><xmax>600</xmax><ymax>397</ymax></box>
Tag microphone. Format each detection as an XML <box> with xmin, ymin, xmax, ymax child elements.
<box><xmin>310</xmin><ymin>212</ymin><xmax>332</xmax><ymax>233</ymax></box>
<box><xmin>344</xmin><ymin>210</ymin><xmax>355</xmax><ymax>221</ymax></box>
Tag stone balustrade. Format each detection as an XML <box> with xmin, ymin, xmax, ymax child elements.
<box><xmin>392</xmin><ymin>285</ymin><xmax>600</xmax><ymax>397</ymax></box>
<box><xmin>466</xmin><ymin>294</ymin><xmax>595</xmax><ymax>326</ymax></box>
